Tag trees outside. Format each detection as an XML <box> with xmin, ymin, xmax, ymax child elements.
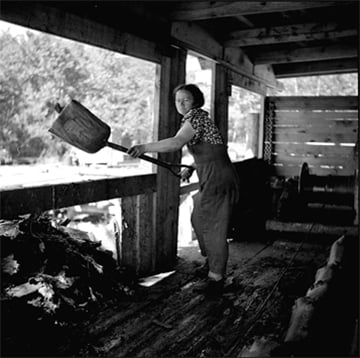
<box><xmin>269</xmin><ymin>74</ymin><xmax>358</xmax><ymax>96</ymax></box>
<box><xmin>0</xmin><ymin>21</ymin><xmax>357</xmax><ymax>165</ymax></box>
<box><xmin>0</xmin><ymin>24</ymin><xmax>156</xmax><ymax>164</ymax></box>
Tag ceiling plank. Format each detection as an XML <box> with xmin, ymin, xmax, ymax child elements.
<box><xmin>273</xmin><ymin>58</ymin><xmax>358</xmax><ymax>78</ymax></box>
<box><xmin>252</xmin><ymin>42</ymin><xmax>357</xmax><ymax>65</ymax></box>
<box><xmin>225</xmin><ymin>22</ymin><xmax>357</xmax><ymax>47</ymax></box>
<box><xmin>170</xmin><ymin>2</ymin><xmax>347</xmax><ymax>21</ymax></box>
<box><xmin>171</xmin><ymin>21</ymin><xmax>278</xmax><ymax>88</ymax></box>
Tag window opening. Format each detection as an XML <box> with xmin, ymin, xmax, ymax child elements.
<box><xmin>228</xmin><ymin>85</ymin><xmax>262</xmax><ymax>161</ymax></box>
<box><xmin>0</xmin><ymin>20</ymin><xmax>157</xmax><ymax>190</ymax></box>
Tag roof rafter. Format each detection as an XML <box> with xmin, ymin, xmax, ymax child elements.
<box><xmin>273</xmin><ymin>58</ymin><xmax>358</xmax><ymax>78</ymax></box>
<box><xmin>170</xmin><ymin>1</ymin><xmax>348</xmax><ymax>21</ymax></box>
<box><xmin>225</xmin><ymin>22</ymin><xmax>357</xmax><ymax>47</ymax></box>
<box><xmin>252</xmin><ymin>42</ymin><xmax>357</xmax><ymax>65</ymax></box>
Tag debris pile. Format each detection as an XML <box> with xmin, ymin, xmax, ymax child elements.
<box><xmin>1</xmin><ymin>215</ymin><xmax>137</xmax><ymax>356</ymax></box>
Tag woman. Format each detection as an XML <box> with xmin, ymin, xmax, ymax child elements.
<box><xmin>127</xmin><ymin>84</ymin><xmax>239</xmax><ymax>296</ymax></box>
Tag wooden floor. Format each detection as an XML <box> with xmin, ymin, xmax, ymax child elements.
<box><xmin>3</xmin><ymin>229</ymin><xmax>358</xmax><ymax>357</ymax></box>
<box><xmin>60</xmin><ymin>234</ymin><xmax>346</xmax><ymax>358</ymax></box>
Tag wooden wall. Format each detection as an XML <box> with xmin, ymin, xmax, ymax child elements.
<box><xmin>264</xmin><ymin>96</ymin><xmax>358</xmax><ymax>177</ymax></box>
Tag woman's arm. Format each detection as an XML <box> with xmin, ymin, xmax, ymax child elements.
<box><xmin>127</xmin><ymin>120</ymin><xmax>195</xmax><ymax>157</ymax></box>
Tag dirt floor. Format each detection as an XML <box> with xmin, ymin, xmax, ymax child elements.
<box><xmin>2</xmin><ymin>227</ymin><xmax>357</xmax><ymax>357</ymax></box>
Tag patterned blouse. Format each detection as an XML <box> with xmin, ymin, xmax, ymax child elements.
<box><xmin>182</xmin><ymin>108</ymin><xmax>224</xmax><ymax>146</ymax></box>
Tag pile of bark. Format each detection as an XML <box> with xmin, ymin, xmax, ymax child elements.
<box><xmin>1</xmin><ymin>215</ymin><xmax>137</xmax><ymax>356</ymax></box>
<box><xmin>239</xmin><ymin>233</ymin><xmax>358</xmax><ymax>357</ymax></box>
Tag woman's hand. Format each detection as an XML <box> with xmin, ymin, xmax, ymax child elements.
<box><xmin>127</xmin><ymin>144</ymin><xmax>146</xmax><ymax>158</ymax></box>
<box><xmin>180</xmin><ymin>166</ymin><xmax>195</xmax><ymax>182</ymax></box>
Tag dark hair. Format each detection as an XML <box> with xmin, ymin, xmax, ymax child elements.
<box><xmin>173</xmin><ymin>83</ymin><xmax>205</xmax><ymax>108</ymax></box>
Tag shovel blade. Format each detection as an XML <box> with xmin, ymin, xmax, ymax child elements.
<box><xmin>49</xmin><ymin>100</ymin><xmax>111</xmax><ymax>153</ymax></box>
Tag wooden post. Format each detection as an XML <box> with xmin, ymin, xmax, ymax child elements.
<box><xmin>258</xmin><ymin>95</ymin><xmax>265</xmax><ymax>158</ymax></box>
<box><xmin>121</xmin><ymin>193</ymin><xmax>156</xmax><ymax>275</ymax></box>
<box><xmin>153</xmin><ymin>47</ymin><xmax>186</xmax><ymax>272</ymax></box>
<box><xmin>354</xmin><ymin>169</ymin><xmax>358</xmax><ymax>225</ymax></box>
<box><xmin>246</xmin><ymin>112</ymin><xmax>260</xmax><ymax>158</ymax></box>
<box><xmin>213</xmin><ymin>64</ymin><xmax>230</xmax><ymax>143</ymax></box>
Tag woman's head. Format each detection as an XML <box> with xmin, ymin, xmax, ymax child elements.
<box><xmin>173</xmin><ymin>84</ymin><xmax>205</xmax><ymax>115</ymax></box>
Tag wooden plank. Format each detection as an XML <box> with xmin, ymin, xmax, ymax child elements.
<box><xmin>169</xmin><ymin>2</ymin><xmax>342</xmax><ymax>21</ymax></box>
<box><xmin>275</xmin><ymin>111</ymin><xmax>358</xmax><ymax>123</ymax></box>
<box><xmin>354</xmin><ymin>170</ymin><xmax>359</xmax><ymax>225</ymax></box>
<box><xmin>253</xmin><ymin>42</ymin><xmax>357</xmax><ymax>65</ymax></box>
<box><xmin>274</xmin><ymin>131</ymin><xmax>357</xmax><ymax>144</ymax></box>
<box><xmin>121</xmin><ymin>193</ymin><xmax>156</xmax><ymax>275</ymax></box>
<box><xmin>0</xmin><ymin>174</ymin><xmax>156</xmax><ymax>220</ymax></box>
<box><xmin>273</xmin><ymin>58</ymin><xmax>358</xmax><ymax>78</ymax></box>
<box><xmin>0</xmin><ymin>2</ymin><xmax>161</xmax><ymax>64</ymax></box>
<box><xmin>258</xmin><ymin>96</ymin><xmax>266</xmax><ymax>158</ymax></box>
<box><xmin>266</xmin><ymin>219</ymin><xmax>358</xmax><ymax>237</ymax></box>
<box><xmin>274</xmin><ymin>126</ymin><xmax>357</xmax><ymax>137</ymax></box>
<box><xmin>273</xmin><ymin>144</ymin><xmax>356</xmax><ymax>158</ymax></box>
<box><xmin>273</xmin><ymin>163</ymin><xmax>355</xmax><ymax>177</ymax></box>
<box><xmin>274</xmin><ymin>123</ymin><xmax>358</xmax><ymax>133</ymax></box>
<box><xmin>274</xmin><ymin>154</ymin><xmax>356</xmax><ymax>169</ymax></box>
<box><xmin>138</xmin><ymin>193</ymin><xmax>156</xmax><ymax>275</ymax></box>
<box><xmin>268</xmin><ymin>96</ymin><xmax>358</xmax><ymax>111</ymax></box>
<box><xmin>121</xmin><ymin>196</ymin><xmax>139</xmax><ymax>272</ymax></box>
<box><xmin>226</xmin><ymin>22</ymin><xmax>357</xmax><ymax>47</ymax></box>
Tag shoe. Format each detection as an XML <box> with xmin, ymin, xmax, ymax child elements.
<box><xmin>194</xmin><ymin>259</ymin><xmax>209</xmax><ymax>278</ymax></box>
<box><xmin>193</xmin><ymin>278</ymin><xmax>224</xmax><ymax>297</ymax></box>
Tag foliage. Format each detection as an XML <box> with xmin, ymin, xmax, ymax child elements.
<box><xmin>269</xmin><ymin>74</ymin><xmax>358</xmax><ymax>96</ymax></box>
<box><xmin>0</xmin><ymin>25</ymin><xmax>357</xmax><ymax>164</ymax></box>
<box><xmin>0</xmin><ymin>29</ymin><xmax>156</xmax><ymax>162</ymax></box>
<box><xmin>228</xmin><ymin>87</ymin><xmax>261</xmax><ymax>143</ymax></box>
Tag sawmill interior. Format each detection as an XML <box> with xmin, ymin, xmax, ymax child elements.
<box><xmin>1</xmin><ymin>1</ymin><xmax>359</xmax><ymax>357</ymax></box>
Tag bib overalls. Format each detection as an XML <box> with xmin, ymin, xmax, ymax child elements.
<box><xmin>189</xmin><ymin>142</ymin><xmax>239</xmax><ymax>277</ymax></box>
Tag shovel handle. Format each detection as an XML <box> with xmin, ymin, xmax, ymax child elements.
<box><xmin>106</xmin><ymin>142</ymin><xmax>193</xmax><ymax>178</ymax></box>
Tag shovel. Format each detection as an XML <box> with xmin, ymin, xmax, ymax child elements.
<box><xmin>48</xmin><ymin>99</ymin><xmax>193</xmax><ymax>177</ymax></box>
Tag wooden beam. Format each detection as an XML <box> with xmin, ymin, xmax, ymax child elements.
<box><xmin>228</xmin><ymin>70</ymin><xmax>267</xmax><ymax>95</ymax></box>
<box><xmin>268</xmin><ymin>96</ymin><xmax>358</xmax><ymax>111</ymax></box>
<box><xmin>170</xmin><ymin>2</ymin><xmax>343</xmax><ymax>21</ymax></box>
<box><xmin>266</xmin><ymin>220</ymin><xmax>358</xmax><ymax>237</ymax></box>
<box><xmin>234</xmin><ymin>15</ymin><xmax>255</xmax><ymax>28</ymax></box>
<box><xmin>0</xmin><ymin>175</ymin><xmax>156</xmax><ymax>219</ymax></box>
<box><xmin>253</xmin><ymin>42</ymin><xmax>358</xmax><ymax>65</ymax></box>
<box><xmin>213</xmin><ymin>64</ymin><xmax>230</xmax><ymax>142</ymax></box>
<box><xmin>225</xmin><ymin>22</ymin><xmax>357</xmax><ymax>47</ymax></box>
<box><xmin>171</xmin><ymin>21</ymin><xmax>223</xmax><ymax>60</ymax></box>
<box><xmin>273</xmin><ymin>58</ymin><xmax>358</xmax><ymax>78</ymax></box>
<box><xmin>0</xmin><ymin>1</ymin><xmax>162</xmax><ymax>64</ymax></box>
<box><xmin>171</xmin><ymin>21</ymin><xmax>279</xmax><ymax>89</ymax></box>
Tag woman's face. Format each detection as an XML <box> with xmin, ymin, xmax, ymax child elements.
<box><xmin>175</xmin><ymin>89</ymin><xmax>195</xmax><ymax>116</ymax></box>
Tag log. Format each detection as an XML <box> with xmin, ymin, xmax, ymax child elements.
<box><xmin>328</xmin><ymin>235</ymin><xmax>346</xmax><ymax>267</ymax></box>
<box><xmin>314</xmin><ymin>264</ymin><xmax>336</xmax><ymax>285</ymax></box>
<box><xmin>284</xmin><ymin>296</ymin><xmax>315</xmax><ymax>342</ymax></box>
<box><xmin>306</xmin><ymin>281</ymin><xmax>329</xmax><ymax>303</ymax></box>
<box><xmin>239</xmin><ymin>336</ymin><xmax>280</xmax><ymax>357</ymax></box>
